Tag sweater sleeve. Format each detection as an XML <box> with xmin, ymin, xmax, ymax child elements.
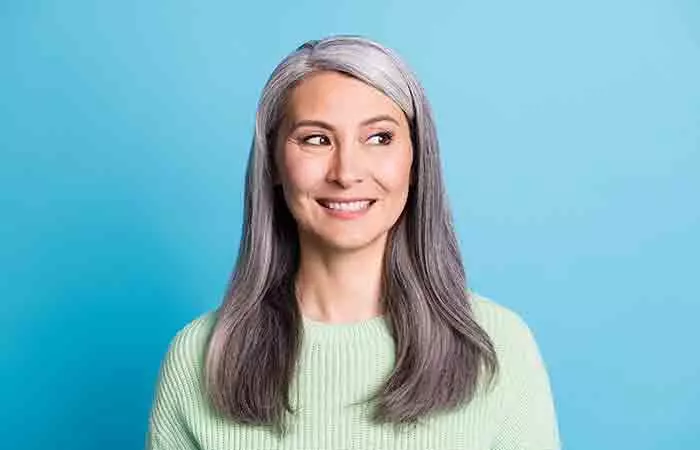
<box><xmin>145</xmin><ymin>321</ymin><xmax>207</xmax><ymax>450</ymax></box>
<box><xmin>488</xmin><ymin>305</ymin><xmax>561</xmax><ymax>450</ymax></box>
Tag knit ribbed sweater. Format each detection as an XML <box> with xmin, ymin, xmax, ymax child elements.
<box><xmin>145</xmin><ymin>293</ymin><xmax>561</xmax><ymax>449</ymax></box>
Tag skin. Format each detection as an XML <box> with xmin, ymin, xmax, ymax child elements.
<box><xmin>274</xmin><ymin>70</ymin><xmax>414</xmax><ymax>324</ymax></box>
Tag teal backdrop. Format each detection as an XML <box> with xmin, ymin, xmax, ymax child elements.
<box><xmin>2</xmin><ymin>1</ymin><xmax>698</xmax><ymax>449</ymax></box>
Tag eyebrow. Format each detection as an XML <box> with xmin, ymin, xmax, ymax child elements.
<box><xmin>289</xmin><ymin>114</ymin><xmax>400</xmax><ymax>133</ymax></box>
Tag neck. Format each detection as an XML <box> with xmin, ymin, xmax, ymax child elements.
<box><xmin>295</xmin><ymin>235</ymin><xmax>386</xmax><ymax>324</ymax></box>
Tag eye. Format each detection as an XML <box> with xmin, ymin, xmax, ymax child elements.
<box><xmin>367</xmin><ymin>131</ymin><xmax>394</xmax><ymax>145</ymax></box>
<box><xmin>302</xmin><ymin>134</ymin><xmax>331</xmax><ymax>146</ymax></box>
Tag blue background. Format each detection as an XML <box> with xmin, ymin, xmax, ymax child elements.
<box><xmin>2</xmin><ymin>1</ymin><xmax>698</xmax><ymax>449</ymax></box>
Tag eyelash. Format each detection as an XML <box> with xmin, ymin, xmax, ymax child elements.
<box><xmin>301</xmin><ymin>131</ymin><xmax>394</xmax><ymax>146</ymax></box>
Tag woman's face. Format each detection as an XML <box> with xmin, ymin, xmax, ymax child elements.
<box><xmin>275</xmin><ymin>70</ymin><xmax>413</xmax><ymax>253</ymax></box>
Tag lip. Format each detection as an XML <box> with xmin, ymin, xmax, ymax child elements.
<box><xmin>316</xmin><ymin>197</ymin><xmax>377</xmax><ymax>203</ymax></box>
<box><xmin>316</xmin><ymin>198</ymin><xmax>376</xmax><ymax>220</ymax></box>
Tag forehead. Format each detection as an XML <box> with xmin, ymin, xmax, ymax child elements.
<box><xmin>285</xmin><ymin>71</ymin><xmax>407</xmax><ymax>124</ymax></box>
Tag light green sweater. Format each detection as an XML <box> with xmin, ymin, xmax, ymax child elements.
<box><xmin>146</xmin><ymin>293</ymin><xmax>561</xmax><ymax>449</ymax></box>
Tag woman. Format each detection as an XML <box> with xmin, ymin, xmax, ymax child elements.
<box><xmin>146</xmin><ymin>35</ymin><xmax>560</xmax><ymax>450</ymax></box>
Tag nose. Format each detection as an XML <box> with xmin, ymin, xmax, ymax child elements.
<box><xmin>326</xmin><ymin>139</ymin><xmax>366</xmax><ymax>187</ymax></box>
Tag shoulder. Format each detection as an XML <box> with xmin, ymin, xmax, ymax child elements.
<box><xmin>168</xmin><ymin>310</ymin><xmax>218</xmax><ymax>353</ymax></box>
<box><xmin>467</xmin><ymin>292</ymin><xmax>561</xmax><ymax>448</ymax></box>
<box><xmin>157</xmin><ymin>310</ymin><xmax>219</xmax><ymax>384</ymax></box>
<box><xmin>148</xmin><ymin>311</ymin><xmax>219</xmax><ymax>445</ymax></box>
<box><xmin>468</xmin><ymin>290</ymin><xmax>534</xmax><ymax>341</ymax></box>
<box><xmin>467</xmin><ymin>290</ymin><xmax>545</xmax><ymax>368</ymax></box>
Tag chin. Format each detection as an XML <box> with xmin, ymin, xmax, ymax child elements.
<box><xmin>311</xmin><ymin>230</ymin><xmax>389</xmax><ymax>253</ymax></box>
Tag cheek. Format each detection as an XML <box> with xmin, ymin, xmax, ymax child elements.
<box><xmin>280</xmin><ymin>150</ymin><xmax>327</xmax><ymax>197</ymax></box>
<box><xmin>373</xmin><ymin>150</ymin><xmax>413</xmax><ymax>191</ymax></box>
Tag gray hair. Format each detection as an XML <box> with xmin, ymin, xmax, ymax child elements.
<box><xmin>204</xmin><ymin>35</ymin><xmax>498</xmax><ymax>434</ymax></box>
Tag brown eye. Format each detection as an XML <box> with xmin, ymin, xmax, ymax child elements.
<box><xmin>367</xmin><ymin>131</ymin><xmax>394</xmax><ymax>145</ymax></box>
<box><xmin>303</xmin><ymin>134</ymin><xmax>331</xmax><ymax>146</ymax></box>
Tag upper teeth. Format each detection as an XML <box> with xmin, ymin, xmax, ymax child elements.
<box><xmin>324</xmin><ymin>200</ymin><xmax>371</xmax><ymax>211</ymax></box>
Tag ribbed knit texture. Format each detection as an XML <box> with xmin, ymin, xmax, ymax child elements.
<box><xmin>146</xmin><ymin>293</ymin><xmax>561</xmax><ymax>449</ymax></box>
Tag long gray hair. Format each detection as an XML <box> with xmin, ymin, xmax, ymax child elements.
<box><xmin>204</xmin><ymin>35</ymin><xmax>498</xmax><ymax>433</ymax></box>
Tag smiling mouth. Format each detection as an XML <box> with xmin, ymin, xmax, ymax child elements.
<box><xmin>316</xmin><ymin>199</ymin><xmax>377</xmax><ymax>212</ymax></box>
